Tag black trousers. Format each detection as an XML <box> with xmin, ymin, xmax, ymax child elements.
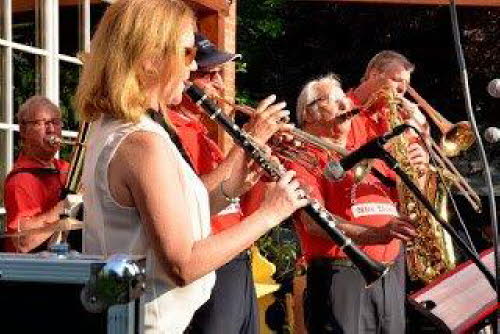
<box><xmin>304</xmin><ymin>253</ymin><xmax>406</xmax><ymax>334</ymax></box>
<box><xmin>186</xmin><ymin>251</ymin><xmax>259</xmax><ymax>334</ymax></box>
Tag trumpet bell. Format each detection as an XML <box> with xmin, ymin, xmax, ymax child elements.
<box><xmin>441</xmin><ymin>121</ymin><xmax>475</xmax><ymax>157</ymax></box>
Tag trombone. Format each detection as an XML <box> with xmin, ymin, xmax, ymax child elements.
<box><xmin>405</xmin><ymin>86</ymin><xmax>482</xmax><ymax>212</ymax></box>
<box><xmin>407</xmin><ymin>86</ymin><xmax>475</xmax><ymax>158</ymax></box>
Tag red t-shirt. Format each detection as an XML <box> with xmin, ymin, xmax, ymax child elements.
<box><xmin>295</xmin><ymin>143</ymin><xmax>401</xmax><ymax>263</ymax></box>
<box><xmin>3</xmin><ymin>154</ymin><xmax>69</xmax><ymax>252</ymax></box>
<box><xmin>241</xmin><ymin>117</ymin><xmax>402</xmax><ymax>263</ymax></box>
<box><xmin>168</xmin><ymin>110</ymin><xmax>242</xmax><ymax>234</ymax></box>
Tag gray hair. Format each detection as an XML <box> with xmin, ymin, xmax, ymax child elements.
<box><xmin>296</xmin><ymin>74</ymin><xmax>341</xmax><ymax>128</ymax></box>
<box><xmin>362</xmin><ymin>50</ymin><xmax>415</xmax><ymax>82</ymax></box>
<box><xmin>17</xmin><ymin>96</ymin><xmax>60</xmax><ymax>123</ymax></box>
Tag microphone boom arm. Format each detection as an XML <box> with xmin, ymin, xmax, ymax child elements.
<box><xmin>379</xmin><ymin>151</ymin><xmax>496</xmax><ymax>290</ymax></box>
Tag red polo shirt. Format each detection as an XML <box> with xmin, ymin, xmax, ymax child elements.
<box><xmin>168</xmin><ymin>110</ymin><xmax>242</xmax><ymax>234</ymax></box>
<box><xmin>3</xmin><ymin>154</ymin><xmax>69</xmax><ymax>252</ymax></box>
<box><xmin>240</xmin><ymin>117</ymin><xmax>402</xmax><ymax>263</ymax></box>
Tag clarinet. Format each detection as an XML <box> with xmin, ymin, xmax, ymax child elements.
<box><xmin>185</xmin><ymin>83</ymin><xmax>388</xmax><ymax>286</ymax></box>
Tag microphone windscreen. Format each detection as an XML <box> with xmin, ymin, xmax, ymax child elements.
<box><xmin>484</xmin><ymin>127</ymin><xmax>500</xmax><ymax>144</ymax></box>
<box><xmin>487</xmin><ymin>79</ymin><xmax>500</xmax><ymax>98</ymax></box>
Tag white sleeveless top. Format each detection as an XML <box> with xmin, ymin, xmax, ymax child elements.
<box><xmin>82</xmin><ymin>114</ymin><xmax>215</xmax><ymax>333</ymax></box>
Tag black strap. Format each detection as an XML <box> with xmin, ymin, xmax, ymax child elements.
<box><xmin>7</xmin><ymin>167</ymin><xmax>61</xmax><ymax>178</ymax></box>
<box><xmin>147</xmin><ymin>109</ymin><xmax>195</xmax><ymax>170</ymax></box>
<box><xmin>370</xmin><ymin>167</ymin><xmax>397</xmax><ymax>189</ymax></box>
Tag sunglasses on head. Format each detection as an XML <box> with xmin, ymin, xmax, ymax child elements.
<box><xmin>193</xmin><ymin>69</ymin><xmax>222</xmax><ymax>81</ymax></box>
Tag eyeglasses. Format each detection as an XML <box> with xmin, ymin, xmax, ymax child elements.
<box><xmin>23</xmin><ymin>118</ymin><xmax>63</xmax><ymax>128</ymax></box>
<box><xmin>184</xmin><ymin>46</ymin><xmax>197</xmax><ymax>66</ymax></box>
<box><xmin>306</xmin><ymin>96</ymin><xmax>349</xmax><ymax>112</ymax></box>
<box><xmin>306</xmin><ymin>96</ymin><xmax>329</xmax><ymax>108</ymax></box>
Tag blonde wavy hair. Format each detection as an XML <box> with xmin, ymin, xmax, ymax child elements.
<box><xmin>296</xmin><ymin>74</ymin><xmax>342</xmax><ymax>127</ymax></box>
<box><xmin>75</xmin><ymin>0</ymin><xmax>194</xmax><ymax>123</ymax></box>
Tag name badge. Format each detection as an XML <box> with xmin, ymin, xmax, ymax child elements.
<box><xmin>351</xmin><ymin>202</ymin><xmax>399</xmax><ymax>218</ymax></box>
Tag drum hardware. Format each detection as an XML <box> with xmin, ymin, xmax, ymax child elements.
<box><xmin>0</xmin><ymin>252</ymin><xmax>146</xmax><ymax>333</ymax></box>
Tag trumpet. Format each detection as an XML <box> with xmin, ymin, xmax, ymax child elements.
<box><xmin>403</xmin><ymin>87</ymin><xmax>481</xmax><ymax>212</ymax></box>
<box><xmin>210</xmin><ymin>94</ymin><xmax>351</xmax><ymax>155</ymax></box>
<box><xmin>209</xmin><ymin>94</ymin><xmax>374</xmax><ymax>180</ymax></box>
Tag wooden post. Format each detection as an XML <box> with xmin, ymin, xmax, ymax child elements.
<box><xmin>197</xmin><ymin>1</ymin><xmax>238</xmax><ymax>155</ymax></box>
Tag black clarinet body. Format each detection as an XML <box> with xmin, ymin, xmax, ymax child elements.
<box><xmin>185</xmin><ymin>84</ymin><xmax>388</xmax><ymax>286</ymax></box>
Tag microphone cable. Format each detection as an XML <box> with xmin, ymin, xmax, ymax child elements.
<box><xmin>449</xmin><ymin>0</ymin><xmax>499</xmax><ymax>319</ymax></box>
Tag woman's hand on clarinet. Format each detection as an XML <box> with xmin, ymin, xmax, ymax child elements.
<box><xmin>258</xmin><ymin>170</ymin><xmax>309</xmax><ymax>228</ymax></box>
<box><xmin>245</xmin><ymin>94</ymin><xmax>294</xmax><ymax>145</ymax></box>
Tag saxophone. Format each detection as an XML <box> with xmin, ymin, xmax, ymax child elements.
<box><xmin>385</xmin><ymin>89</ymin><xmax>456</xmax><ymax>284</ymax></box>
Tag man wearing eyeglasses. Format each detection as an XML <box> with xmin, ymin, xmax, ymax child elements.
<box><xmin>169</xmin><ymin>34</ymin><xmax>291</xmax><ymax>334</ymax></box>
<box><xmin>3</xmin><ymin>96</ymin><xmax>69</xmax><ymax>253</ymax></box>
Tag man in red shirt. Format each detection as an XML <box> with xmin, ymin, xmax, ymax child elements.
<box><xmin>172</xmin><ymin>34</ymin><xmax>290</xmax><ymax>334</ymax></box>
<box><xmin>3</xmin><ymin>96</ymin><xmax>69</xmax><ymax>253</ymax></box>
<box><xmin>296</xmin><ymin>51</ymin><xmax>431</xmax><ymax>334</ymax></box>
<box><xmin>290</xmin><ymin>72</ymin><xmax>423</xmax><ymax>334</ymax></box>
<box><xmin>241</xmin><ymin>52</ymin><xmax>430</xmax><ymax>333</ymax></box>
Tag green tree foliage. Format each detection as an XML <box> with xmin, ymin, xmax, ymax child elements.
<box><xmin>237</xmin><ymin>0</ymin><xmax>500</xmax><ymax>293</ymax></box>
<box><xmin>238</xmin><ymin>2</ymin><xmax>500</xmax><ymax>171</ymax></box>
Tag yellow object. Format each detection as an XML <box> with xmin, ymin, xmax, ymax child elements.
<box><xmin>251</xmin><ymin>246</ymin><xmax>280</xmax><ymax>334</ymax></box>
<box><xmin>251</xmin><ymin>246</ymin><xmax>280</xmax><ymax>298</ymax></box>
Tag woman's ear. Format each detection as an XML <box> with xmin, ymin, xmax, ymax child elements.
<box><xmin>139</xmin><ymin>58</ymin><xmax>161</xmax><ymax>86</ymax></box>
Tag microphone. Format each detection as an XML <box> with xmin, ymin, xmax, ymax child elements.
<box><xmin>484</xmin><ymin>127</ymin><xmax>500</xmax><ymax>144</ymax></box>
<box><xmin>324</xmin><ymin>124</ymin><xmax>409</xmax><ymax>181</ymax></box>
<box><xmin>487</xmin><ymin>79</ymin><xmax>500</xmax><ymax>98</ymax></box>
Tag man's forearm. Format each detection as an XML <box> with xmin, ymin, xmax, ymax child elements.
<box><xmin>14</xmin><ymin>201</ymin><xmax>64</xmax><ymax>253</ymax></box>
<box><xmin>303</xmin><ymin>212</ymin><xmax>385</xmax><ymax>245</ymax></box>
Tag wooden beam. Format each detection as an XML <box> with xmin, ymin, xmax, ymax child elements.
<box><xmin>14</xmin><ymin>0</ymin><xmax>102</xmax><ymax>13</ymax></box>
<box><xmin>185</xmin><ymin>0</ymin><xmax>230</xmax><ymax>16</ymax></box>
<box><xmin>197</xmin><ymin>3</ymin><xmax>237</xmax><ymax>154</ymax></box>
<box><xmin>10</xmin><ymin>0</ymin><xmax>229</xmax><ymax>15</ymax></box>
<box><xmin>298</xmin><ymin>0</ymin><xmax>500</xmax><ymax>6</ymax></box>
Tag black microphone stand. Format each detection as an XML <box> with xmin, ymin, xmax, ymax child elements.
<box><xmin>378</xmin><ymin>151</ymin><xmax>496</xmax><ymax>290</ymax></box>
<box><xmin>448</xmin><ymin>0</ymin><xmax>499</xmax><ymax>325</ymax></box>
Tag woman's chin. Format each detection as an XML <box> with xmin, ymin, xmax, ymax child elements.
<box><xmin>169</xmin><ymin>95</ymin><xmax>182</xmax><ymax>106</ymax></box>
<box><xmin>167</xmin><ymin>89</ymin><xmax>185</xmax><ymax>106</ymax></box>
